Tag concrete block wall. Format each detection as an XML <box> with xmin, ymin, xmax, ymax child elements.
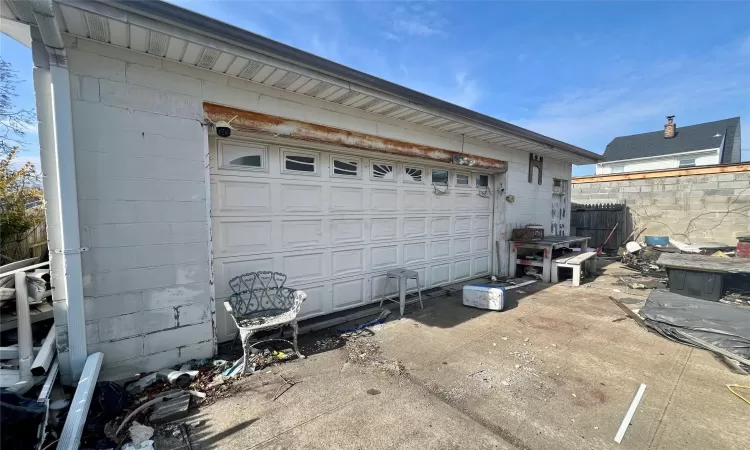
<box><xmin>66</xmin><ymin>41</ymin><xmax>213</xmax><ymax>374</ymax></box>
<box><xmin>61</xmin><ymin>34</ymin><xmax>577</xmax><ymax>373</ymax></box>
<box><xmin>572</xmin><ymin>171</ymin><xmax>750</xmax><ymax>244</ymax></box>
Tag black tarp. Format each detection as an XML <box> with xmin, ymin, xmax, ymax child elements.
<box><xmin>640</xmin><ymin>290</ymin><xmax>750</xmax><ymax>359</ymax></box>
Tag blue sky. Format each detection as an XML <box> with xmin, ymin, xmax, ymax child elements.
<box><xmin>2</xmin><ymin>1</ymin><xmax>749</xmax><ymax>175</ymax></box>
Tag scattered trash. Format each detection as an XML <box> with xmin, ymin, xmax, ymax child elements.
<box><xmin>501</xmin><ymin>380</ymin><xmax>510</xmax><ymax>386</ymax></box>
<box><xmin>150</xmin><ymin>394</ymin><xmax>191</xmax><ymax>425</ymax></box>
<box><xmin>625</xmin><ymin>242</ymin><xmax>642</xmax><ymax>254</ymax></box>
<box><xmin>157</xmin><ymin>368</ymin><xmax>193</xmax><ymax>388</ymax></box>
<box><xmin>524</xmin><ymin>266</ymin><xmax>542</xmax><ymax>279</ymax></box>
<box><xmin>128</xmin><ymin>422</ymin><xmax>154</xmax><ymax>447</ymax></box>
<box><xmin>126</xmin><ymin>373</ymin><xmax>159</xmax><ymax>394</ymax></box>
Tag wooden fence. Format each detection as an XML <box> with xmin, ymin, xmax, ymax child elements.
<box><xmin>570</xmin><ymin>203</ymin><xmax>631</xmax><ymax>251</ymax></box>
<box><xmin>1</xmin><ymin>218</ymin><xmax>48</xmax><ymax>263</ymax></box>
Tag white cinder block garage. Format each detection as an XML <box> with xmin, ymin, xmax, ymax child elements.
<box><xmin>1</xmin><ymin>0</ymin><xmax>602</xmax><ymax>382</ymax></box>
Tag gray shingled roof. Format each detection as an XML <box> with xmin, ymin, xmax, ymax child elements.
<box><xmin>603</xmin><ymin>117</ymin><xmax>741</xmax><ymax>163</ymax></box>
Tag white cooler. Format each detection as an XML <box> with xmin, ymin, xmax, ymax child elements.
<box><xmin>462</xmin><ymin>284</ymin><xmax>505</xmax><ymax>311</ymax></box>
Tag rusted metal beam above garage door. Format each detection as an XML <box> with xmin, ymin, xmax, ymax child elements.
<box><xmin>204</xmin><ymin>103</ymin><xmax>507</xmax><ymax>170</ymax></box>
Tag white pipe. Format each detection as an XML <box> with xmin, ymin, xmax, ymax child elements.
<box><xmin>49</xmin><ymin>63</ymin><xmax>88</xmax><ymax>381</ymax></box>
<box><xmin>0</xmin><ymin>261</ymin><xmax>50</xmax><ymax>278</ymax></box>
<box><xmin>614</xmin><ymin>383</ymin><xmax>646</xmax><ymax>444</ymax></box>
<box><xmin>32</xmin><ymin>36</ymin><xmax>73</xmax><ymax>383</ymax></box>
<box><xmin>14</xmin><ymin>272</ymin><xmax>34</xmax><ymax>378</ymax></box>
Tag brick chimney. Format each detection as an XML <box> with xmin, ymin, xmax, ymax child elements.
<box><xmin>664</xmin><ymin>115</ymin><xmax>676</xmax><ymax>138</ymax></box>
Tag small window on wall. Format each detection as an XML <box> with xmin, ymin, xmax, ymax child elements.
<box><xmin>372</xmin><ymin>162</ymin><xmax>395</xmax><ymax>180</ymax></box>
<box><xmin>456</xmin><ymin>173</ymin><xmax>470</xmax><ymax>187</ymax></box>
<box><xmin>552</xmin><ymin>178</ymin><xmax>568</xmax><ymax>195</ymax></box>
<box><xmin>282</xmin><ymin>148</ymin><xmax>318</xmax><ymax>175</ymax></box>
<box><xmin>679</xmin><ymin>158</ymin><xmax>696</xmax><ymax>168</ymax></box>
<box><xmin>218</xmin><ymin>140</ymin><xmax>267</xmax><ymax>171</ymax></box>
<box><xmin>431</xmin><ymin>169</ymin><xmax>449</xmax><ymax>184</ymax></box>
<box><xmin>476</xmin><ymin>174</ymin><xmax>489</xmax><ymax>187</ymax></box>
<box><xmin>404</xmin><ymin>166</ymin><xmax>423</xmax><ymax>183</ymax></box>
<box><xmin>611</xmin><ymin>165</ymin><xmax>625</xmax><ymax>173</ymax></box>
<box><xmin>331</xmin><ymin>156</ymin><xmax>360</xmax><ymax>177</ymax></box>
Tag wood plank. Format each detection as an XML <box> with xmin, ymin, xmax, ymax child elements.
<box><xmin>573</xmin><ymin>162</ymin><xmax>750</xmax><ymax>184</ymax></box>
<box><xmin>31</xmin><ymin>326</ymin><xmax>56</xmax><ymax>376</ymax></box>
<box><xmin>608</xmin><ymin>296</ymin><xmax>649</xmax><ymax>330</ymax></box>
<box><xmin>565</xmin><ymin>251</ymin><xmax>597</xmax><ymax>265</ymax></box>
<box><xmin>0</xmin><ymin>301</ymin><xmax>54</xmax><ymax>332</ymax></box>
<box><xmin>657</xmin><ymin>253</ymin><xmax>750</xmax><ymax>273</ymax></box>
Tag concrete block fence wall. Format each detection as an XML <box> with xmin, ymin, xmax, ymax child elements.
<box><xmin>571</xmin><ymin>169</ymin><xmax>750</xmax><ymax>245</ymax></box>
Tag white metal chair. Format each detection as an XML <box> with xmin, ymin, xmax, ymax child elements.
<box><xmin>379</xmin><ymin>268</ymin><xmax>423</xmax><ymax>316</ymax></box>
<box><xmin>224</xmin><ymin>271</ymin><xmax>306</xmax><ymax>373</ymax></box>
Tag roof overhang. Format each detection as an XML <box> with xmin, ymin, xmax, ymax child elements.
<box><xmin>2</xmin><ymin>0</ymin><xmax>604</xmax><ymax>164</ymax></box>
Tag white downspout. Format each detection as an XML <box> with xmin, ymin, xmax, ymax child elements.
<box><xmin>31</xmin><ymin>35</ymin><xmax>74</xmax><ymax>384</ymax></box>
<box><xmin>49</xmin><ymin>62</ymin><xmax>87</xmax><ymax>382</ymax></box>
<box><xmin>30</xmin><ymin>7</ymin><xmax>87</xmax><ymax>381</ymax></box>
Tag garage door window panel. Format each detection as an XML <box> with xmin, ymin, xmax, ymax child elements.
<box><xmin>218</xmin><ymin>139</ymin><xmax>268</xmax><ymax>172</ymax></box>
<box><xmin>331</xmin><ymin>155</ymin><xmax>362</xmax><ymax>178</ymax></box>
<box><xmin>282</xmin><ymin>148</ymin><xmax>320</xmax><ymax>176</ymax></box>
<box><xmin>455</xmin><ymin>172</ymin><xmax>471</xmax><ymax>188</ymax></box>
<box><xmin>404</xmin><ymin>166</ymin><xmax>424</xmax><ymax>183</ymax></box>
<box><xmin>371</xmin><ymin>161</ymin><xmax>396</xmax><ymax>181</ymax></box>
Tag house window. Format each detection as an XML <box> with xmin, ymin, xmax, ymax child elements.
<box><xmin>456</xmin><ymin>173</ymin><xmax>470</xmax><ymax>186</ymax></box>
<box><xmin>404</xmin><ymin>166</ymin><xmax>423</xmax><ymax>183</ymax></box>
<box><xmin>218</xmin><ymin>140</ymin><xmax>268</xmax><ymax>171</ymax></box>
<box><xmin>372</xmin><ymin>162</ymin><xmax>395</xmax><ymax>180</ymax></box>
<box><xmin>282</xmin><ymin>148</ymin><xmax>318</xmax><ymax>175</ymax></box>
<box><xmin>431</xmin><ymin>169</ymin><xmax>449</xmax><ymax>184</ymax></box>
<box><xmin>331</xmin><ymin>156</ymin><xmax>360</xmax><ymax>177</ymax></box>
<box><xmin>476</xmin><ymin>174</ymin><xmax>489</xmax><ymax>187</ymax></box>
<box><xmin>611</xmin><ymin>165</ymin><xmax>625</xmax><ymax>173</ymax></box>
<box><xmin>679</xmin><ymin>158</ymin><xmax>696</xmax><ymax>168</ymax></box>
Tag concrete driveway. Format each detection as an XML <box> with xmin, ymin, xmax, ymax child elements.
<box><xmin>186</xmin><ymin>263</ymin><xmax>750</xmax><ymax>449</ymax></box>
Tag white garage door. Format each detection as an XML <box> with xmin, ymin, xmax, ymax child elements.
<box><xmin>211</xmin><ymin>136</ymin><xmax>496</xmax><ymax>342</ymax></box>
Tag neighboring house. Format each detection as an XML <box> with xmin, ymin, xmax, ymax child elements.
<box><xmin>596</xmin><ymin>116</ymin><xmax>742</xmax><ymax>174</ymax></box>
<box><xmin>1</xmin><ymin>0</ymin><xmax>601</xmax><ymax>383</ymax></box>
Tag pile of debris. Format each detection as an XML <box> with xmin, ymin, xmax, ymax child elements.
<box><xmin>0</xmin><ymin>258</ymin><xmax>59</xmax><ymax>450</ymax></box>
<box><xmin>344</xmin><ymin>335</ymin><xmax>405</xmax><ymax>376</ymax></box>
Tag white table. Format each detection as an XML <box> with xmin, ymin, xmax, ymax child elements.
<box><xmin>509</xmin><ymin>236</ymin><xmax>591</xmax><ymax>283</ymax></box>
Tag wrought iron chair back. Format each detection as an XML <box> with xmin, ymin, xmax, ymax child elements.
<box><xmin>228</xmin><ymin>271</ymin><xmax>302</xmax><ymax>316</ymax></box>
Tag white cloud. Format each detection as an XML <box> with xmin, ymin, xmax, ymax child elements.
<box><xmin>9</xmin><ymin>151</ymin><xmax>41</xmax><ymax>171</ymax></box>
<box><xmin>381</xmin><ymin>31</ymin><xmax>402</xmax><ymax>42</ymax></box>
<box><xmin>449</xmin><ymin>72</ymin><xmax>482</xmax><ymax>109</ymax></box>
<box><xmin>392</xmin><ymin>18</ymin><xmax>443</xmax><ymax>37</ymax></box>
<box><xmin>511</xmin><ymin>38</ymin><xmax>750</xmax><ymax>152</ymax></box>
<box><xmin>388</xmin><ymin>3</ymin><xmax>448</xmax><ymax>38</ymax></box>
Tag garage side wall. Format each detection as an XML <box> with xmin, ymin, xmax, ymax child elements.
<box><xmin>63</xmin><ymin>36</ymin><xmax>573</xmax><ymax>368</ymax></box>
<box><xmin>66</xmin><ymin>43</ymin><xmax>214</xmax><ymax>373</ymax></box>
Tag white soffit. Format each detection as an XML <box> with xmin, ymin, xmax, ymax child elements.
<box><xmin>4</xmin><ymin>0</ymin><xmax>596</xmax><ymax>164</ymax></box>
